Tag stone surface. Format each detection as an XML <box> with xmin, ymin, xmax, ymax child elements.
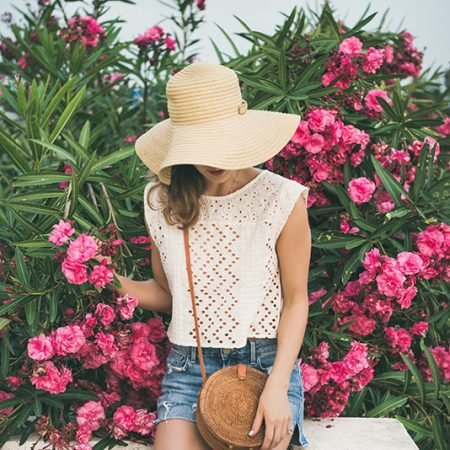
<box><xmin>4</xmin><ymin>417</ymin><xmax>419</xmax><ymax>449</ymax></box>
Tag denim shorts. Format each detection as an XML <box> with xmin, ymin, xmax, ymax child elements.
<box><xmin>154</xmin><ymin>337</ymin><xmax>310</xmax><ymax>448</ymax></box>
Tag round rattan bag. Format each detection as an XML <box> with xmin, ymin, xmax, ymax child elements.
<box><xmin>196</xmin><ymin>363</ymin><xmax>268</xmax><ymax>449</ymax></box>
<box><xmin>183</xmin><ymin>227</ymin><xmax>269</xmax><ymax>449</ymax></box>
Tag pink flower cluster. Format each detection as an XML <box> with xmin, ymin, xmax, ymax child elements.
<box><xmin>322</xmin><ymin>36</ymin><xmax>385</xmax><ymax>90</ymax></box>
<box><xmin>22</xmin><ymin>289</ymin><xmax>170</xmax><ymax>447</ymax></box>
<box><xmin>133</xmin><ymin>25</ymin><xmax>176</xmax><ymax>51</ymax></box>
<box><xmin>383</xmin><ymin>32</ymin><xmax>423</xmax><ymax>79</ymax></box>
<box><xmin>75</xmin><ymin>401</ymin><xmax>156</xmax><ymax>448</ymax></box>
<box><xmin>48</xmin><ymin>220</ymin><xmax>118</xmax><ymax>287</ymax></box>
<box><xmin>267</xmin><ymin>106</ymin><xmax>370</xmax><ymax>206</ymax></box>
<box><xmin>58</xmin><ymin>15</ymin><xmax>106</xmax><ymax>48</ymax></box>
<box><xmin>300</xmin><ymin>341</ymin><xmax>374</xmax><ymax>417</ymax></box>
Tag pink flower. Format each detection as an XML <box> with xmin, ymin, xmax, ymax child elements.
<box><xmin>304</xmin><ymin>133</ymin><xmax>325</xmax><ymax>154</ymax></box>
<box><xmin>133</xmin><ymin>409</ymin><xmax>156</xmax><ymax>435</ymax></box>
<box><xmin>307</xmin><ymin>108</ymin><xmax>336</xmax><ymax>132</ymax></box>
<box><xmin>0</xmin><ymin>390</ymin><xmax>15</xmax><ymax>416</ymax></box>
<box><xmin>416</xmin><ymin>226</ymin><xmax>444</xmax><ymax>257</ymax></box>
<box><xmin>18</xmin><ymin>55</ymin><xmax>28</xmax><ymax>70</ymax></box>
<box><xmin>77</xmin><ymin>400</ymin><xmax>105</xmax><ymax>431</ymax></box>
<box><xmin>30</xmin><ymin>361</ymin><xmax>73</xmax><ymax>394</ymax></box>
<box><xmin>113</xmin><ymin>405</ymin><xmax>137</xmax><ymax>432</ymax></box>
<box><xmin>291</xmin><ymin>120</ymin><xmax>310</xmax><ymax>146</ymax></box>
<box><xmin>52</xmin><ymin>325</ymin><xmax>86</xmax><ymax>356</ymax></box>
<box><xmin>130</xmin><ymin>340</ymin><xmax>158</xmax><ymax>372</ymax></box>
<box><xmin>385</xmin><ymin>327</ymin><xmax>412</xmax><ymax>353</ymax></box>
<box><xmin>96</xmin><ymin>331</ymin><xmax>118</xmax><ymax>358</ymax></box>
<box><xmin>348</xmin><ymin>177</ymin><xmax>376</xmax><ymax>204</ymax></box>
<box><xmin>430</xmin><ymin>346</ymin><xmax>450</xmax><ymax>381</ymax></box>
<box><xmin>384</xmin><ymin>44</ymin><xmax>394</xmax><ymax>64</ymax></box>
<box><xmin>409</xmin><ymin>321</ymin><xmax>428</xmax><ymax>336</ymax></box>
<box><xmin>117</xmin><ymin>294</ymin><xmax>139</xmax><ymax>320</ymax></box>
<box><xmin>61</xmin><ymin>258</ymin><xmax>88</xmax><ymax>284</ymax></box>
<box><xmin>67</xmin><ymin>233</ymin><xmax>98</xmax><ymax>263</ymax></box>
<box><xmin>362</xmin><ymin>47</ymin><xmax>384</xmax><ymax>73</ymax></box>
<box><xmin>95</xmin><ymin>303</ymin><xmax>116</xmax><ymax>326</ymax></box>
<box><xmin>27</xmin><ymin>333</ymin><xmax>55</xmax><ymax>361</ymax></box>
<box><xmin>339</xmin><ymin>37</ymin><xmax>363</xmax><ymax>57</ymax></box>
<box><xmin>376</xmin><ymin>267</ymin><xmax>406</xmax><ymax>297</ymax></box>
<box><xmin>396</xmin><ymin>252</ymin><xmax>425</xmax><ymax>275</ymax></box>
<box><xmin>436</xmin><ymin>117</ymin><xmax>450</xmax><ymax>137</ymax></box>
<box><xmin>397</xmin><ymin>285</ymin><xmax>417</xmax><ymax>309</ymax></box>
<box><xmin>343</xmin><ymin>341</ymin><xmax>369</xmax><ymax>375</ymax></box>
<box><xmin>164</xmin><ymin>36</ymin><xmax>176</xmax><ymax>51</ymax></box>
<box><xmin>88</xmin><ymin>262</ymin><xmax>115</xmax><ymax>288</ymax></box>
<box><xmin>364</xmin><ymin>89</ymin><xmax>392</xmax><ymax>113</ymax></box>
<box><xmin>48</xmin><ymin>219</ymin><xmax>75</xmax><ymax>246</ymax></box>
<box><xmin>300</xmin><ymin>363</ymin><xmax>319</xmax><ymax>392</ymax></box>
<box><xmin>134</xmin><ymin>25</ymin><xmax>164</xmax><ymax>48</ymax></box>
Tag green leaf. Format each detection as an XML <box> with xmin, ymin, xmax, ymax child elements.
<box><xmin>79</xmin><ymin>120</ymin><xmax>91</xmax><ymax>149</ymax></box>
<box><xmin>370</xmin><ymin>154</ymin><xmax>413</xmax><ymax>206</ymax></box>
<box><xmin>0</xmin><ymin>129</ymin><xmax>30</xmax><ymax>173</ymax></box>
<box><xmin>24</xmin><ymin>301</ymin><xmax>37</xmax><ymax>326</ymax></box>
<box><xmin>91</xmin><ymin>146</ymin><xmax>135</xmax><ymax>173</ymax></box>
<box><xmin>431</xmin><ymin>415</ymin><xmax>446</xmax><ymax>450</ymax></box>
<box><xmin>394</xmin><ymin>415</ymin><xmax>433</xmax><ymax>437</ymax></box>
<box><xmin>41</xmin><ymin>77</ymin><xmax>79</xmax><ymax>128</ymax></box>
<box><xmin>28</xmin><ymin>139</ymin><xmax>77</xmax><ymax>165</ymax></box>
<box><xmin>366</xmin><ymin>395</ymin><xmax>408</xmax><ymax>417</ymax></box>
<box><xmin>420</xmin><ymin>338</ymin><xmax>441</xmax><ymax>401</ymax></box>
<box><xmin>13</xmin><ymin>172</ymin><xmax>71</xmax><ymax>187</ymax></box>
<box><xmin>278</xmin><ymin>46</ymin><xmax>287</xmax><ymax>91</ymax></box>
<box><xmin>14</xmin><ymin>247</ymin><xmax>29</xmax><ymax>285</ymax></box>
<box><xmin>49</xmin><ymin>85</ymin><xmax>87</xmax><ymax>143</ymax></box>
<box><xmin>399</xmin><ymin>353</ymin><xmax>425</xmax><ymax>404</ymax></box>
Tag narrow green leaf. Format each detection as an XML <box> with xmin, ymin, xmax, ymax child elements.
<box><xmin>14</xmin><ymin>247</ymin><xmax>29</xmax><ymax>285</ymax></box>
<box><xmin>49</xmin><ymin>85</ymin><xmax>87</xmax><ymax>143</ymax></box>
<box><xmin>394</xmin><ymin>415</ymin><xmax>433</xmax><ymax>437</ymax></box>
<box><xmin>366</xmin><ymin>395</ymin><xmax>408</xmax><ymax>417</ymax></box>
<box><xmin>399</xmin><ymin>353</ymin><xmax>425</xmax><ymax>404</ymax></box>
<box><xmin>420</xmin><ymin>338</ymin><xmax>441</xmax><ymax>401</ymax></box>
<box><xmin>91</xmin><ymin>146</ymin><xmax>134</xmax><ymax>173</ymax></box>
<box><xmin>370</xmin><ymin>154</ymin><xmax>413</xmax><ymax>206</ymax></box>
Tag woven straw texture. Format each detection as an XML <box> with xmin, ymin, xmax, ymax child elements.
<box><xmin>135</xmin><ymin>62</ymin><xmax>301</xmax><ymax>185</ymax></box>
<box><xmin>196</xmin><ymin>364</ymin><xmax>268</xmax><ymax>449</ymax></box>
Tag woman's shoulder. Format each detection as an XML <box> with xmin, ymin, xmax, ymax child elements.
<box><xmin>263</xmin><ymin>170</ymin><xmax>309</xmax><ymax>199</ymax></box>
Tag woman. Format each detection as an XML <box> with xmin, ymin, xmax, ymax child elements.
<box><xmin>117</xmin><ymin>62</ymin><xmax>311</xmax><ymax>450</ymax></box>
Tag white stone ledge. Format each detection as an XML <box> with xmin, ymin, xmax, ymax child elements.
<box><xmin>4</xmin><ymin>417</ymin><xmax>419</xmax><ymax>449</ymax></box>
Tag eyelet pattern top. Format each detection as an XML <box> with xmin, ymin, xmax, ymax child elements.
<box><xmin>143</xmin><ymin>169</ymin><xmax>309</xmax><ymax>348</ymax></box>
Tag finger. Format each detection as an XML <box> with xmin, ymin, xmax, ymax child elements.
<box><xmin>249</xmin><ymin>408</ymin><xmax>264</xmax><ymax>436</ymax></box>
<box><xmin>272</xmin><ymin>423</ymin><xmax>283</xmax><ymax>449</ymax></box>
<box><xmin>261</xmin><ymin>423</ymin><xmax>274</xmax><ymax>450</ymax></box>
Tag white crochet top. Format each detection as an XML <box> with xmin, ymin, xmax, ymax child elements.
<box><xmin>143</xmin><ymin>169</ymin><xmax>309</xmax><ymax>348</ymax></box>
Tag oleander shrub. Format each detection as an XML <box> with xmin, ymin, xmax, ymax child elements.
<box><xmin>0</xmin><ymin>0</ymin><xmax>448</xmax><ymax>449</ymax></box>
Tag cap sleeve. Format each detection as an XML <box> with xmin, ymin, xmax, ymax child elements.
<box><xmin>274</xmin><ymin>179</ymin><xmax>309</xmax><ymax>239</ymax></box>
<box><xmin>143</xmin><ymin>181</ymin><xmax>162</xmax><ymax>243</ymax></box>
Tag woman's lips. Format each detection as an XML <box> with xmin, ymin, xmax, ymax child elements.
<box><xmin>208</xmin><ymin>169</ymin><xmax>225</xmax><ymax>176</ymax></box>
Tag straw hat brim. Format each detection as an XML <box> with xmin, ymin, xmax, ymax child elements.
<box><xmin>135</xmin><ymin>109</ymin><xmax>301</xmax><ymax>185</ymax></box>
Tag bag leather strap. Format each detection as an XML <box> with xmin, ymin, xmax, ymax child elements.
<box><xmin>183</xmin><ymin>227</ymin><xmax>208</xmax><ymax>384</ymax></box>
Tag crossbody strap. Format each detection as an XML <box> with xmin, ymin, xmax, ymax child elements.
<box><xmin>183</xmin><ymin>227</ymin><xmax>208</xmax><ymax>384</ymax></box>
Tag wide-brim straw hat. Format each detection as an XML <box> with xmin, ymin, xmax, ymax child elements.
<box><xmin>135</xmin><ymin>62</ymin><xmax>301</xmax><ymax>185</ymax></box>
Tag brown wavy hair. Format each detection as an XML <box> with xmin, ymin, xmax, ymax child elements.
<box><xmin>146</xmin><ymin>164</ymin><xmax>209</xmax><ymax>230</ymax></box>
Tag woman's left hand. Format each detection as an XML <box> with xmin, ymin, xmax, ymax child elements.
<box><xmin>249</xmin><ymin>380</ymin><xmax>292</xmax><ymax>450</ymax></box>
